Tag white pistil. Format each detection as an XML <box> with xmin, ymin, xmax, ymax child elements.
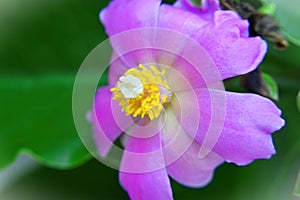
<box><xmin>118</xmin><ymin>74</ymin><xmax>143</xmax><ymax>98</ymax></box>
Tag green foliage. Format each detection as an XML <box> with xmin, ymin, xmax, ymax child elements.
<box><xmin>190</xmin><ymin>0</ymin><xmax>202</xmax><ymax>7</ymax></box>
<box><xmin>258</xmin><ymin>3</ymin><xmax>276</xmax><ymax>15</ymax></box>
<box><xmin>262</xmin><ymin>72</ymin><xmax>279</xmax><ymax>100</ymax></box>
<box><xmin>0</xmin><ymin>75</ymin><xmax>91</xmax><ymax>169</ymax></box>
<box><xmin>0</xmin><ymin>0</ymin><xmax>110</xmax><ymax>169</ymax></box>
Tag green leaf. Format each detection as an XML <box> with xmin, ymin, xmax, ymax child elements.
<box><xmin>297</xmin><ymin>91</ymin><xmax>300</xmax><ymax>112</ymax></box>
<box><xmin>0</xmin><ymin>0</ymin><xmax>110</xmax><ymax>169</ymax></box>
<box><xmin>0</xmin><ymin>74</ymin><xmax>92</xmax><ymax>169</ymax></box>
<box><xmin>261</xmin><ymin>0</ymin><xmax>300</xmax><ymax>46</ymax></box>
<box><xmin>261</xmin><ymin>72</ymin><xmax>279</xmax><ymax>101</ymax></box>
<box><xmin>258</xmin><ymin>3</ymin><xmax>276</xmax><ymax>15</ymax></box>
<box><xmin>0</xmin><ymin>0</ymin><xmax>108</xmax><ymax>74</ymax></box>
<box><xmin>190</xmin><ymin>0</ymin><xmax>201</xmax><ymax>7</ymax></box>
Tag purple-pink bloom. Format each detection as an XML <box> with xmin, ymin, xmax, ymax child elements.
<box><xmin>89</xmin><ymin>0</ymin><xmax>285</xmax><ymax>199</ymax></box>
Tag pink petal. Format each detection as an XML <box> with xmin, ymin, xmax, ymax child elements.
<box><xmin>167</xmin><ymin>142</ymin><xmax>224</xmax><ymax>188</ymax></box>
<box><xmin>100</xmin><ymin>0</ymin><xmax>163</xmax><ymax>69</ymax></box>
<box><xmin>161</xmin><ymin>108</ymin><xmax>224</xmax><ymax>187</ymax></box>
<box><xmin>167</xmin><ymin>54</ymin><xmax>223</xmax><ymax>91</ymax></box>
<box><xmin>212</xmin><ymin>91</ymin><xmax>285</xmax><ymax>165</ymax></box>
<box><xmin>119</xmin><ymin>128</ymin><xmax>173</xmax><ymax>200</ymax></box>
<box><xmin>91</xmin><ymin>86</ymin><xmax>134</xmax><ymax>157</ymax></box>
<box><xmin>158</xmin><ymin>4</ymin><xmax>267</xmax><ymax>80</ymax></box>
<box><xmin>175</xmin><ymin>89</ymin><xmax>285</xmax><ymax>166</ymax></box>
<box><xmin>172</xmin><ymin>88</ymin><xmax>226</xmax><ymax>159</ymax></box>
<box><xmin>100</xmin><ymin>0</ymin><xmax>161</xmax><ymax>36</ymax></box>
<box><xmin>108</xmin><ymin>52</ymin><xmax>130</xmax><ymax>86</ymax></box>
<box><xmin>108</xmin><ymin>27</ymin><xmax>223</xmax><ymax>91</ymax></box>
<box><xmin>154</xmin><ymin>30</ymin><xmax>222</xmax><ymax>91</ymax></box>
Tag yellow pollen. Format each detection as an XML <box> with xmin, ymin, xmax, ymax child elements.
<box><xmin>110</xmin><ymin>64</ymin><xmax>171</xmax><ymax>120</ymax></box>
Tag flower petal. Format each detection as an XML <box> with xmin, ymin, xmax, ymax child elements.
<box><xmin>119</xmin><ymin>130</ymin><xmax>173</xmax><ymax>200</ymax></box>
<box><xmin>212</xmin><ymin>91</ymin><xmax>285</xmax><ymax>165</ymax></box>
<box><xmin>91</xmin><ymin>86</ymin><xmax>134</xmax><ymax>157</ymax></box>
<box><xmin>175</xmin><ymin>89</ymin><xmax>285</xmax><ymax>165</ymax></box>
<box><xmin>167</xmin><ymin>142</ymin><xmax>224</xmax><ymax>188</ymax></box>
<box><xmin>162</xmin><ymin>108</ymin><xmax>224</xmax><ymax>188</ymax></box>
<box><xmin>108</xmin><ymin>52</ymin><xmax>130</xmax><ymax>86</ymax></box>
<box><xmin>158</xmin><ymin>4</ymin><xmax>267</xmax><ymax>80</ymax></box>
<box><xmin>169</xmin><ymin>55</ymin><xmax>225</xmax><ymax>91</ymax></box>
<box><xmin>100</xmin><ymin>0</ymin><xmax>161</xmax><ymax>36</ymax></box>
<box><xmin>100</xmin><ymin>0</ymin><xmax>164</xmax><ymax>68</ymax></box>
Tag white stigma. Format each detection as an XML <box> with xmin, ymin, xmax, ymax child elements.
<box><xmin>118</xmin><ymin>74</ymin><xmax>143</xmax><ymax>98</ymax></box>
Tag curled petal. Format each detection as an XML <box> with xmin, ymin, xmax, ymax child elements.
<box><xmin>159</xmin><ymin>4</ymin><xmax>267</xmax><ymax>80</ymax></box>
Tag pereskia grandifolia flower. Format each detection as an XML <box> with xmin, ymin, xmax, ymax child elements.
<box><xmin>88</xmin><ymin>0</ymin><xmax>285</xmax><ymax>199</ymax></box>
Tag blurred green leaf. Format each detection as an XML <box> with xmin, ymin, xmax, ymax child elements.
<box><xmin>262</xmin><ymin>72</ymin><xmax>279</xmax><ymax>100</ymax></box>
<box><xmin>258</xmin><ymin>3</ymin><xmax>276</xmax><ymax>15</ymax></box>
<box><xmin>0</xmin><ymin>74</ymin><xmax>92</xmax><ymax>169</ymax></box>
<box><xmin>190</xmin><ymin>0</ymin><xmax>201</xmax><ymax>7</ymax></box>
<box><xmin>0</xmin><ymin>0</ymin><xmax>108</xmax><ymax>74</ymax></box>
<box><xmin>0</xmin><ymin>0</ymin><xmax>111</xmax><ymax>169</ymax></box>
<box><xmin>266</xmin><ymin>43</ymin><xmax>300</xmax><ymax>69</ymax></box>
<box><xmin>261</xmin><ymin>0</ymin><xmax>300</xmax><ymax>46</ymax></box>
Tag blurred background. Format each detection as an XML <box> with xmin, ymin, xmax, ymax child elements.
<box><xmin>0</xmin><ymin>0</ymin><xmax>299</xmax><ymax>199</ymax></box>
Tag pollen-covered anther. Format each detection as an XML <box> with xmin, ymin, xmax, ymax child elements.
<box><xmin>110</xmin><ymin>64</ymin><xmax>171</xmax><ymax>120</ymax></box>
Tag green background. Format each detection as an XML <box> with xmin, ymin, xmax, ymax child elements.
<box><xmin>0</xmin><ymin>0</ymin><xmax>299</xmax><ymax>199</ymax></box>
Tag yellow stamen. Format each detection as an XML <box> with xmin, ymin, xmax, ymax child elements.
<box><xmin>110</xmin><ymin>64</ymin><xmax>171</xmax><ymax>120</ymax></box>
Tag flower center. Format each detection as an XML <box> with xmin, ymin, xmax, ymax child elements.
<box><xmin>111</xmin><ymin>64</ymin><xmax>171</xmax><ymax>120</ymax></box>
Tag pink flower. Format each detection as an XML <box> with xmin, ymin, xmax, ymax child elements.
<box><xmin>89</xmin><ymin>0</ymin><xmax>285</xmax><ymax>199</ymax></box>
